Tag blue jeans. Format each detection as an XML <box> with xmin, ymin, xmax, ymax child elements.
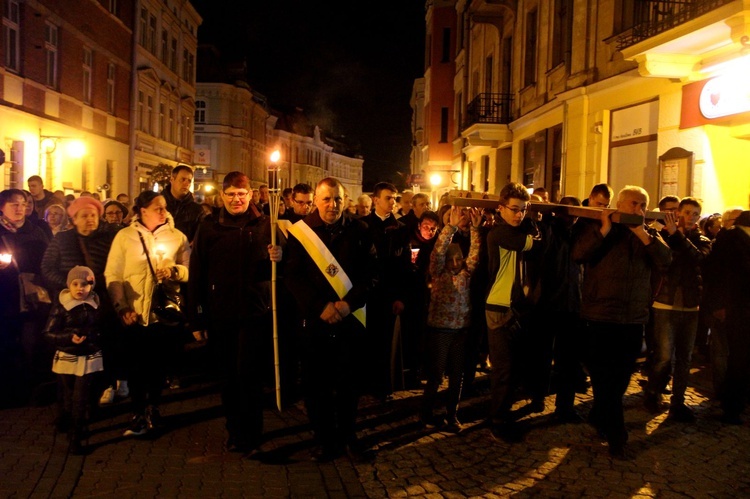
<box><xmin>646</xmin><ymin>308</ymin><xmax>698</xmax><ymax>406</ymax></box>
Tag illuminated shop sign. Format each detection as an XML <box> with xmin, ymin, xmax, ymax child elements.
<box><xmin>699</xmin><ymin>75</ymin><xmax>750</xmax><ymax>119</ymax></box>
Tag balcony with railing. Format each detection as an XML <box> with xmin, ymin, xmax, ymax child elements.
<box><xmin>462</xmin><ymin>93</ymin><xmax>514</xmax><ymax>131</ymax></box>
<box><xmin>617</xmin><ymin>0</ymin><xmax>736</xmax><ymax>51</ymax></box>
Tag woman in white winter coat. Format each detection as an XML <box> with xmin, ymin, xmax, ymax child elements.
<box><xmin>105</xmin><ymin>190</ymin><xmax>189</xmax><ymax>437</ymax></box>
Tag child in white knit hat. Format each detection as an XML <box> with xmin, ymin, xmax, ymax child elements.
<box><xmin>43</xmin><ymin>265</ymin><xmax>104</xmax><ymax>455</ymax></box>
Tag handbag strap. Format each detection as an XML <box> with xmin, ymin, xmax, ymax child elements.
<box><xmin>77</xmin><ymin>234</ymin><xmax>95</xmax><ymax>269</ymax></box>
<box><xmin>137</xmin><ymin>231</ymin><xmax>159</xmax><ymax>281</ymax></box>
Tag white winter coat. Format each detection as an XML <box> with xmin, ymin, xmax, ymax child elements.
<box><xmin>104</xmin><ymin>215</ymin><xmax>190</xmax><ymax>326</ymax></box>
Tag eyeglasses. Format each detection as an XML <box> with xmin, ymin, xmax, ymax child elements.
<box><xmin>502</xmin><ymin>205</ymin><xmax>528</xmax><ymax>215</ymax></box>
<box><xmin>294</xmin><ymin>199</ymin><xmax>313</xmax><ymax>206</ymax></box>
<box><xmin>223</xmin><ymin>191</ymin><xmax>249</xmax><ymax>200</ymax></box>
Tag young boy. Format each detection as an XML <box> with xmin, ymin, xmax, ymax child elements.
<box><xmin>485</xmin><ymin>182</ymin><xmax>543</xmax><ymax>443</ymax></box>
<box><xmin>44</xmin><ymin>266</ymin><xmax>104</xmax><ymax>454</ymax></box>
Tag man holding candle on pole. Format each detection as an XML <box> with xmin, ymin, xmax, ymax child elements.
<box><xmin>187</xmin><ymin>171</ymin><xmax>282</xmax><ymax>454</ymax></box>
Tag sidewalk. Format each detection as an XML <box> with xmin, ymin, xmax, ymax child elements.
<box><xmin>2</xmin><ymin>358</ymin><xmax>749</xmax><ymax>498</ymax></box>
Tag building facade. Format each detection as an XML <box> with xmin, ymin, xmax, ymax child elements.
<box><xmin>414</xmin><ymin>0</ymin><xmax>750</xmax><ymax>214</ymax></box>
<box><xmin>193</xmin><ymin>80</ymin><xmax>273</xmax><ymax>192</ymax></box>
<box><xmin>132</xmin><ymin>0</ymin><xmax>201</xmax><ymax>194</ymax></box>
<box><xmin>0</xmin><ymin>0</ymin><xmax>133</xmax><ymax>197</ymax></box>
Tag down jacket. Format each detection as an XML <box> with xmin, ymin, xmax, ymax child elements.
<box><xmin>104</xmin><ymin>215</ymin><xmax>190</xmax><ymax>326</ymax></box>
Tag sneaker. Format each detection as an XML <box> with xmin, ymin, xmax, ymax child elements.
<box><xmin>123</xmin><ymin>415</ymin><xmax>148</xmax><ymax>437</ymax></box>
<box><xmin>146</xmin><ymin>407</ymin><xmax>163</xmax><ymax>431</ymax></box>
<box><xmin>668</xmin><ymin>403</ymin><xmax>696</xmax><ymax>423</ymax></box>
<box><xmin>115</xmin><ymin>380</ymin><xmax>129</xmax><ymax>398</ymax></box>
<box><xmin>99</xmin><ymin>386</ymin><xmax>116</xmax><ymax>405</ymax></box>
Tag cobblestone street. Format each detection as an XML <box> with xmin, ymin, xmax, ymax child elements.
<box><xmin>2</xmin><ymin>358</ymin><xmax>749</xmax><ymax>498</ymax></box>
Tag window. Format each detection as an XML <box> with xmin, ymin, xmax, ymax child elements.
<box><xmin>170</xmin><ymin>36</ymin><xmax>177</xmax><ymax>72</ymax></box>
<box><xmin>44</xmin><ymin>22</ymin><xmax>59</xmax><ymax>88</ymax></box>
<box><xmin>158</xmin><ymin>103</ymin><xmax>165</xmax><ymax>138</ymax></box>
<box><xmin>188</xmin><ymin>53</ymin><xmax>194</xmax><ymax>84</ymax></box>
<box><xmin>551</xmin><ymin>0</ymin><xmax>573</xmax><ymax>68</ymax></box>
<box><xmin>161</xmin><ymin>29</ymin><xmax>168</xmax><ymax>64</ymax></box>
<box><xmin>195</xmin><ymin>100</ymin><xmax>206</xmax><ymax>124</ymax></box>
<box><xmin>524</xmin><ymin>9</ymin><xmax>538</xmax><ymax>87</ymax></box>
<box><xmin>106</xmin><ymin>63</ymin><xmax>115</xmax><ymax>114</ymax></box>
<box><xmin>138</xmin><ymin>91</ymin><xmax>144</xmax><ymax>130</ymax></box>
<box><xmin>82</xmin><ymin>48</ymin><xmax>92</xmax><ymax>104</ymax></box>
<box><xmin>3</xmin><ymin>0</ymin><xmax>20</xmax><ymax>72</ymax></box>
<box><xmin>485</xmin><ymin>55</ymin><xmax>493</xmax><ymax>93</ymax></box>
<box><xmin>441</xmin><ymin>28</ymin><xmax>451</xmax><ymax>63</ymax></box>
<box><xmin>440</xmin><ymin>107</ymin><xmax>448</xmax><ymax>143</ymax></box>
<box><xmin>148</xmin><ymin>15</ymin><xmax>157</xmax><ymax>54</ymax></box>
<box><xmin>146</xmin><ymin>95</ymin><xmax>153</xmax><ymax>134</ymax></box>
<box><xmin>139</xmin><ymin>8</ymin><xmax>147</xmax><ymax>47</ymax></box>
<box><xmin>182</xmin><ymin>49</ymin><xmax>188</xmax><ymax>80</ymax></box>
<box><xmin>168</xmin><ymin>107</ymin><xmax>175</xmax><ymax>142</ymax></box>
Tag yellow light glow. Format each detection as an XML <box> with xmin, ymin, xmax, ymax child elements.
<box><xmin>429</xmin><ymin>173</ymin><xmax>442</xmax><ymax>187</ymax></box>
<box><xmin>204</xmin><ymin>184</ymin><xmax>214</xmax><ymax>193</ymax></box>
<box><xmin>66</xmin><ymin>140</ymin><xmax>86</xmax><ymax>158</ymax></box>
<box><xmin>41</xmin><ymin>138</ymin><xmax>57</xmax><ymax>154</ymax></box>
<box><xmin>270</xmin><ymin>150</ymin><xmax>281</xmax><ymax>163</ymax></box>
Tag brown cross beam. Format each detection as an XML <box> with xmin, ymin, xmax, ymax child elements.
<box><xmin>446</xmin><ymin>191</ymin><xmax>665</xmax><ymax>226</ymax></box>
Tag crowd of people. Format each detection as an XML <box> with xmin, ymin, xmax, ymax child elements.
<box><xmin>1</xmin><ymin>166</ymin><xmax>749</xmax><ymax>461</ymax></box>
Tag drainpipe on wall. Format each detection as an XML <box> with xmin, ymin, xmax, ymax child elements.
<box><xmin>128</xmin><ymin>0</ymin><xmax>140</xmax><ymax>198</ymax></box>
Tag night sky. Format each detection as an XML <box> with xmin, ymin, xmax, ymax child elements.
<box><xmin>191</xmin><ymin>1</ymin><xmax>426</xmax><ymax>190</ymax></box>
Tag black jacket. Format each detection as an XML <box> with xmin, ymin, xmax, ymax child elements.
<box><xmin>652</xmin><ymin>227</ymin><xmax>711</xmax><ymax>309</ymax></box>
<box><xmin>362</xmin><ymin>212</ymin><xmax>411</xmax><ymax>303</ymax></box>
<box><xmin>43</xmin><ymin>292</ymin><xmax>103</xmax><ymax>355</ymax></box>
<box><xmin>0</xmin><ymin>221</ymin><xmax>49</xmax><ymax>317</ymax></box>
<box><xmin>285</xmin><ymin>211</ymin><xmax>376</xmax><ymax>330</ymax></box>
<box><xmin>41</xmin><ymin>225</ymin><xmax>116</xmax><ymax>300</ymax></box>
<box><xmin>573</xmin><ymin>220</ymin><xmax>672</xmax><ymax>324</ymax></box>
<box><xmin>188</xmin><ymin>207</ymin><xmax>277</xmax><ymax>331</ymax></box>
<box><xmin>163</xmin><ymin>184</ymin><xmax>205</xmax><ymax>242</ymax></box>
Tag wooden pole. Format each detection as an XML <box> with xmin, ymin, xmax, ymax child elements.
<box><xmin>268</xmin><ymin>164</ymin><xmax>282</xmax><ymax>412</ymax></box>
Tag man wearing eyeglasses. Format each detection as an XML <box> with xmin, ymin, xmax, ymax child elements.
<box><xmin>485</xmin><ymin>182</ymin><xmax>544</xmax><ymax>444</ymax></box>
<box><xmin>187</xmin><ymin>171</ymin><xmax>283</xmax><ymax>455</ymax></box>
<box><xmin>283</xmin><ymin>183</ymin><xmax>314</xmax><ymax>223</ymax></box>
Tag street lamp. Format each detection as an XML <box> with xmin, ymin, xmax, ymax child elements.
<box><xmin>38</xmin><ymin>129</ymin><xmax>86</xmax><ymax>189</ymax></box>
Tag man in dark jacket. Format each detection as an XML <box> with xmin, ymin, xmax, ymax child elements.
<box><xmin>362</xmin><ymin>182</ymin><xmax>411</xmax><ymax>401</ymax></box>
<box><xmin>188</xmin><ymin>172</ymin><xmax>282</xmax><ymax>454</ymax></box>
<box><xmin>285</xmin><ymin>177</ymin><xmax>376</xmax><ymax>461</ymax></box>
<box><xmin>703</xmin><ymin>210</ymin><xmax>750</xmax><ymax>424</ymax></box>
<box><xmin>573</xmin><ymin>185</ymin><xmax>671</xmax><ymax>457</ymax></box>
<box><xmin>27</xmin><ymin>175</ymin><xmax>58</xmax><ymax>220</ymax></box>
<box><xmin>162</xmin><ymin>164</ymin><xmax>204</xmax><ymax>242</ymax></box>
<box><xmin>282</xmin><ymin>183</ymin><xmax>313</xmax><ymax>224</ymax></box>
<box><xmin>644</xmin><ymin>197</ymin><xmax>711</xmax><ymax>422</ymax></box>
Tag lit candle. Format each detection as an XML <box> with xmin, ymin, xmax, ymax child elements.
<box><xmin>0</xmin><ymin>253</ymin><xmax>11</xmax><ymax>264</ymax></box>
<box><xmin>154</xmin><ymin>245</ymin><xmax>166</xmax><ymax>266</ymax></box>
